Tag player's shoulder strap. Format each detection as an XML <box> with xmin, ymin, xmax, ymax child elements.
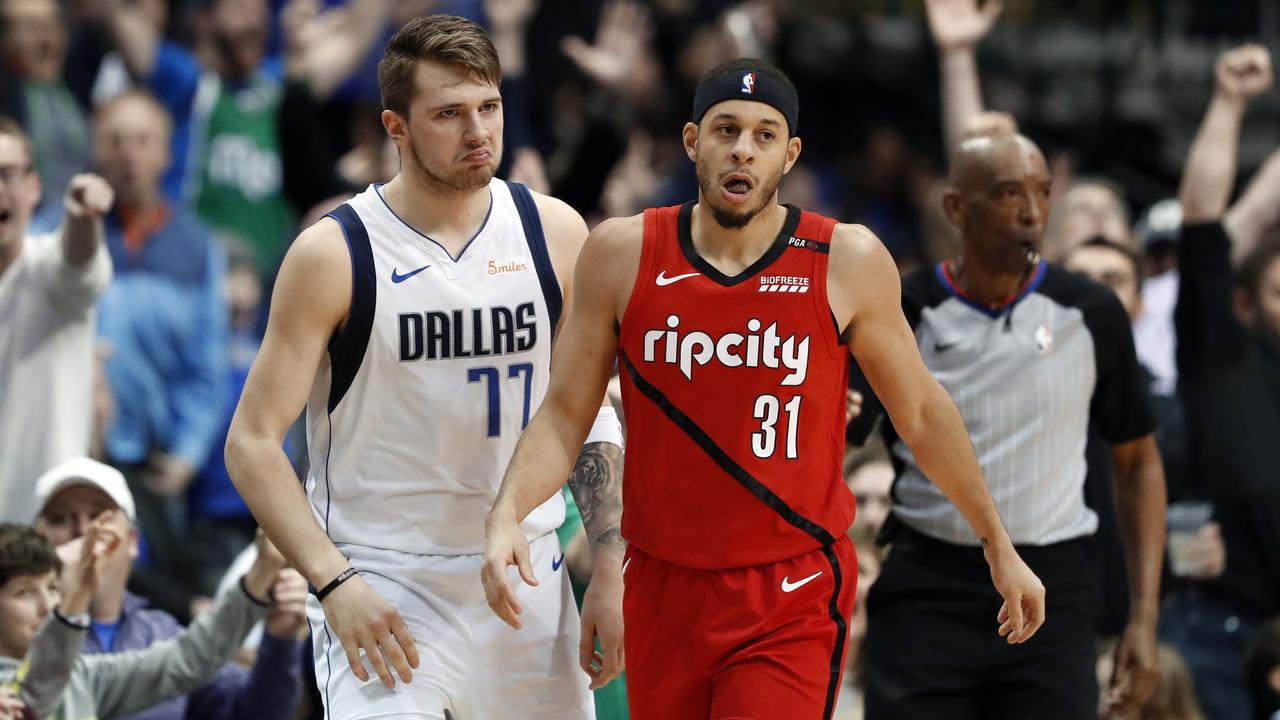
<box><xmin>323</xmin><ymin>202</ymin><xmax>377</xmax><ymax>413</ymax></box>
<box><xmin>505</xmin><ymin>180</ymin><xmax>563</xmax><ymax>337</ymax></box>
<box><xmin>791</xmin><ymin>208</ymin><xmax>839</xmax><ymax>252</ymax></box>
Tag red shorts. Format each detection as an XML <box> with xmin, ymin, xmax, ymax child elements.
<box><xmin>622</xmin><ymin>535</ymin><xmax>857</xmax><ymax>720</ymax></box>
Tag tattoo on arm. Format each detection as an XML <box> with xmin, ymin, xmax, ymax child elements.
<box><xmin>568</xmin><ymin>442</ymin><xmax>625</xmax><ymax>559</ymax></box>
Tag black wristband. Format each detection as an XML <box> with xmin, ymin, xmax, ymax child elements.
<box><xmin>240</xmin><ymin>575</ymin><xmax>272</xmax><ymax>608</ymax></box>
<box><xmin>315</xmin><ymin>568</ymin><xmax>358</xmax><ymax>602</ymax></box>
<box><xmin>53</xmin><ymin>606</ymin><xmax>90</xmax><ymax>629</ymax></box>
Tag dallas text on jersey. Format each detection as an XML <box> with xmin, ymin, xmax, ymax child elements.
<box><xmin>398</xmin><ymin>303</ymin><xmax>537</xmax><ymax>361</ymax></box>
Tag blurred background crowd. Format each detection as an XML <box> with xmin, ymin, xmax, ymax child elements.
<box><xmin>0</xmin><ymin>0</ymin><xmax>1278</xmax><ymax>719</ymax></box>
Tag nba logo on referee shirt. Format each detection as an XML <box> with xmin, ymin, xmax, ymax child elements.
<box><xmin>1034</xmin><ymin>323</ymin><xmax>1054</xmax><ymax>355</ymax></box>
<box><xmin>741</xmin><ymin>72</ymin><xmax>756</xmax><ymax>94</ymax></box>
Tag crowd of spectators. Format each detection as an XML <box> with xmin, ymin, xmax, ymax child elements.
<box><xmin>1</xmin><ymin>1</ymin><xmax>1278</xmax><ymax>719</ymax></box>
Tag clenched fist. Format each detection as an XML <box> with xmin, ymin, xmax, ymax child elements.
<box><xmin>64</xmin><ymin>174</ymin><xmax>114</xmax><ymax>220</ymax></box>
<box><xmin>925</xmin><ymin>0</ymin><xmax>1003</xmax><ymax>53</ymax></box>
<box><xmin>1215</xmin><ymin>44</ymin><xmax>1273</xmax><ymax>102</ymax></box>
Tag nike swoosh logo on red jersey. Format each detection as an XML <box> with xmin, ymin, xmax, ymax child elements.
<box><xmin>780</xmin><ymin>571</ymin><xmax>823</xmax><ymax>593</ymax></box>
<box><xmin>655</xmin><ymin>271</ymin><xmax>700</xmax><ymax>286</ymax></box>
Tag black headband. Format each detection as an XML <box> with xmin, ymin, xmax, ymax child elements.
<box><xmin>691</xmin><ymin>68</ymin><xmax>799</xmax><ymax>137</ymax></box>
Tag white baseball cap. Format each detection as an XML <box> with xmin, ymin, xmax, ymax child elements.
<box><xmin>33</xmin><ymin>458</ymin><xmax>136</xmax><ymax>523</ymax></box>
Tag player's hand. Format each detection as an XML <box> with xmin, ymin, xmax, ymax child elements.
<box><xmin>63</xmin><ymin>173</ymin><xmax>114</xmax><ymax>221</ymax></box>
<box><xmin>579</xmin><ymin>556</ymin><xmax>625</xmax><ymax>690</ymax></box>
<box><xmin>320</xmin><ymin>573</ymin><xmax>419</xmax><ymax>688</ymax></box>
<box><xmin>1215</xmin><ymin>44</ymin><xmax>1273</xmax><ymax>103</ymax></box>
<box><xmin>481</xmin><ymin>512</ymin><xmax>538</xmax><ymax>629</ymax></box>
<box><xmin>984</xmin><ymin>539</ymin><xmax>1045</xmax><ymax>644</ymax></box>
<box><xmin>1104</xmin><ymin>619</ymin><xmax>1160</xmax><ymax>717</ymax></box>
<box><xmin>0</xmin><ymin>686</ymin><xmax>25</xmax><ymax>720</ymax></box>
<box><xmin>924</xmin><ymin>0</ymin><xmax>1003</xmax><ymax>53</ymax></box>
<box><xmin>265</xmin><ymin>569</ymin><xmax>310</xmax><ymax>639</ymax></box>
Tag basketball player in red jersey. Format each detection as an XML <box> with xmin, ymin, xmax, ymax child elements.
<box><xmin>482</xmin><ymin>58</ymin><xmax>1045</xmax><ymax>719</ymax></box>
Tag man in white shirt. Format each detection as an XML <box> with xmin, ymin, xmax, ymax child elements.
<box><xmin>0</xmin><ymin>116</ymin><xmax>115</xmax><ymax>522</ymax></box>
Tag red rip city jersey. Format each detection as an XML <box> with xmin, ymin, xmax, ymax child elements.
<box><xmin>618</xmin><ymin>202</ymin><xmax>855</xmax><ymax>569</ymax></box>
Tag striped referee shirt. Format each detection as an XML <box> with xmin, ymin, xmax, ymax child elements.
<box><xmin>862</xmin><ymin>261</ymin><xmax>1155</xmax><ymax>547</ymax></box>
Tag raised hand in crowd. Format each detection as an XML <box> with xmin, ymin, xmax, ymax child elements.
<box><xmin>265</xmin><ymin>569</ymin><xmax>310</xmax><ymax>640</ymax></box>
<box><xmin>57</xmin><ymin>513</ymin><xmax>125</xmax><ymax>616</ymax></box>
<box><xmin>722</xmin><ymin>1</ymin><xmax>779</xmax><ymax>59</ymax></box>
<box><xmin>1181</xmin><ymin>44</ymin><xmax>1273</xmax><ymax>224</ymax></box>
<box><xmin>509</xmin><ymin>148</ymin><xmax>551</xmax><ymax>195</ymax></box>
<box><xmin>283</xmin><ymin>0</ymin><xmax>394</xmax><ymax>100</ymax></box>
<box><xmin>1225</xmin><ymin>145</ymin><xmax>1280</xmax><ymax>263</ymax></box>
<box><xmin>63</xmin><ymin>174</ymin><xmax>113</xmax><ymax>222</ymax></box>
<box><xmin>485</xmin><ymin>0</ymin><xmax>538</xmax><ymax>75</ymax></box>
<box><xmin>962</xmin><ymin>110</ymin><xmax>1018</xmax><ymax>141</ymax></box>
<box><xmin>561</xmin><ymin>0</ymin><xmax>657</xmax><ymax>101</ymax></box>
<box><xmin>243</xmin><ymin>530</ymin><xmax>291</xmax><ymax>600</ymax></box>
<box><xmin>925</xmin><ymin>0</ymin><xmax>1005</xmax><ymax>158</ymax></box>
<box><xmin>485</xmin><ymin>0</ymin><xmax>537</xmax><ymax>31</ymax></box>
<box><xmin>60</xmin><ymin>174</ymin><xmax>114</xmax><ymax>265</ymax></box>
<box><xmin>1216</xmin><ymin>43</ymin><xmax>1274</xmax><ymax>103</ymax></box>
<box><xmin>600</xmin><ymin>130</ymin><xmax>659</xmax><ymax>218</ymax></box>
<box><xmin>925</xmin><ymin>0</ymin><xmax>1004</xmax><ymax>52</ymax></box>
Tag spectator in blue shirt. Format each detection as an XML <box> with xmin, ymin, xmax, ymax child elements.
<box><xmin>105</xmin><ymin>0</ymin><xmax>293</xmax><ymax>276</ymax></box>
<box><xmin>188</xmin><ymin>246</ymin><xmax>268</xmax><ymax>592</ymax></box>
<box><xmin>92</xmin><ymin>89</ymin><xmax>228</xmax><ymax>621</ymax></box>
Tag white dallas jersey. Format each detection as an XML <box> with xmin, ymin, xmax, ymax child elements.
<box><xmin>305</xmin><ymin>180</ymin><xmax>565</xmax><ymax>555</ymax></box>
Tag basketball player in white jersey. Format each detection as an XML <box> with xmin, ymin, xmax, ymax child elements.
<box><xmin>224</xmin><ymin>15</ymin><xmax>624</xmax><ymax>719</ymax></box>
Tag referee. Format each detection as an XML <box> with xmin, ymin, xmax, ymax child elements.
<box><xmin>855</xmin><ymin>132</ymin><xmax>1167</xmax><ymax>720</ymax></box>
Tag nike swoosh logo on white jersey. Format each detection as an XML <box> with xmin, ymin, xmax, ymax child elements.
<box><xmin>655</xmin><ymin>271</ymin><xmax>700</xmax><ymax>286</ymax></box>
<box><xmin>780</xmin><ymin>571</ymin><xmax>823</xmax><ymax>593</ymax></box>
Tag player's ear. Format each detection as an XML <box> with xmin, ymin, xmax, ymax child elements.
<box><xmin>942</xmin><ymin>188</ymin><xmax>965</xmax><ymax>229</ymax></box>
<box><xmin>682</xmin><ymin>122</ymin><xmax>698</xmax><ymax>162</ymax></box>
<box><xmin>783</xmin><ymin>135</ymin><xmax>801</xmax><ymax>174</ymax></box>
<box><xmin>382</xmin><ymin>109</ymin><xmax>409</xmax><ymax>146</ymax></box>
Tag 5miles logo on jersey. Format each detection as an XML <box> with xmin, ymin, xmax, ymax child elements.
<box><xmin>488</xmin><ymin>259</ymin><xmax>529</xmax><ymax>276</ymax></box>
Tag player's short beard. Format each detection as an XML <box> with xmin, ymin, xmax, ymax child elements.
<box><xmin>695</xmin><ymin>153</ymin><xmax>784</xmax><ymax>230</ymax></box>
<box><xmin>405</xmin><ymin>130</ymin><xmax>499</xmax><ymax>195</ymax></box>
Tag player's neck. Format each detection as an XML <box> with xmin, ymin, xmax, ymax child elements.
<box><xmin>381</xmin><ymin>174</ymin><xmax>493</xmax><ymax>255</ymax></box>
<box><xmin>689</xmin><ymin>200</ymin><xmax>787</xmax><ymax>275</ymax></box>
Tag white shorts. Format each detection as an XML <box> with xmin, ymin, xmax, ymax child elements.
<box><xmin>305</xmin><ymin>532</ymin><xmax>595</xmax><ymax>720</ymax></box>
